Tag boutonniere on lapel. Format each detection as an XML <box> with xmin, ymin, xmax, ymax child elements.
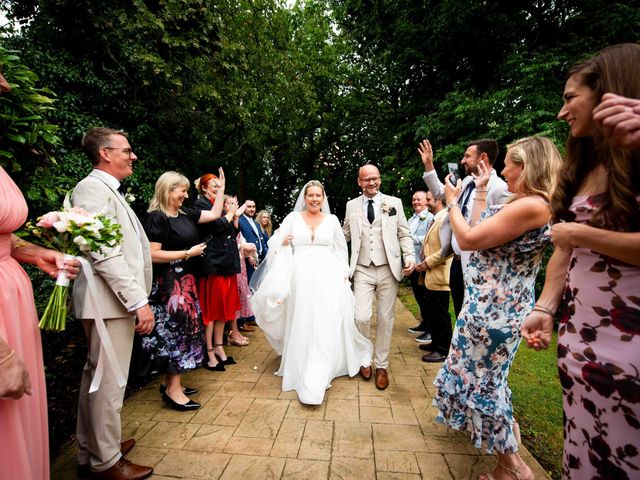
<box><xmin>381</xmin><ymin>200</ymin><xmax>397</xmax><ymax>216</ymax></box>
<box><xmin>418</xmin><ymin>212</ymin><xmax>428</xmax><ymax>221</ymax></box>
<box><xmin>124</xmin><ymin>193</ymin><xmax>136</xmax><ymax>204</ymax></box>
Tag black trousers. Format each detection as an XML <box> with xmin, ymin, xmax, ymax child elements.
<box><xmin>409</xmin><ymin>271</ymin><xmax>430</xmax><ymax>333</ymax></box>
<box><xmin>449</xmin><ymin>257</ymin><xmax>464</xmax><ymax>318</ymax></box>
<box><xmin>426</xmin><ymin>288</ymin><xmax>452</xmax><ymax>355</ymax></box>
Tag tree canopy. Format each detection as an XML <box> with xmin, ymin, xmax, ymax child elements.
<box><xmin>1</xmin><ymin>0</ymin><xmax>639</xmax><ymax>221</ymax></box>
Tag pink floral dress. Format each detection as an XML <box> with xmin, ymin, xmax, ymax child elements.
<box><xmin>558</xmin><ymin>194</ymin><xmax>640</xmax><ymax>479</ymax></box>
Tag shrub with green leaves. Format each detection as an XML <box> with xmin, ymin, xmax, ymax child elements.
<box><xmin>0</xmin><ymin>45</ymin><xmax>61</xmax><ymax>203</ymax></box>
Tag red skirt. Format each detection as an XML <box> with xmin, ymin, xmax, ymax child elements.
<box><xmin>198</xmin><ymin>275</ymin><xmax>241</xmax><ymax>324</ymax></box>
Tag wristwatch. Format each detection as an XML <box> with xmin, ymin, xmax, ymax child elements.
<box><xmin>446</xmin><ymin>202</ymin><xmax>459</xmax><ymax>212</ymax></box>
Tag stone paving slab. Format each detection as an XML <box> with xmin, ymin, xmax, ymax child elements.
<box><xmin>51</xmin><ymin>298</ymin><xmax>551</xmax><ymax>479</ymax></box>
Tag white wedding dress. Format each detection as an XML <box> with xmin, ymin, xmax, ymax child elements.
<box><xmin>251</xmin><ymin>212</ymin><xmax>373</xmax><ymax>405</ymax></box>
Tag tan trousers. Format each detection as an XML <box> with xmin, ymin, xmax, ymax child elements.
<box><xmin>353</xmin><ymin>264</ymin><xmax>398</xmax><ymax>369</ymax></box>
<box><xmin>76</xmin><ymin>316</ymin><xmax>135</xmax><ymax>471</ymax></box>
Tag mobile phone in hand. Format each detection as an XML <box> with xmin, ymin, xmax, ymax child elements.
<box><xmin>447</xmin><ymin>162</ymin><xmax>460</xmax><ymax>185</ymax></box>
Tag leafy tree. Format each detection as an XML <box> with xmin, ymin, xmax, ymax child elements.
<box><xmin>0</xmin><ymin>45</ymin><xmax>62</xmax><ymax>210</ymax></box>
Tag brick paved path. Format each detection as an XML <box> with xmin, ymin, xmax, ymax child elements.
<box><xmin>52</xmin><ymin>298</ymin><xmax>550</xmax><ymax>479</ymax></box>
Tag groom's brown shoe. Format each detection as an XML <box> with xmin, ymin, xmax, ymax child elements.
<box><xmin>359</xmin><ymin>365</ymin><xmax>372</xmax><ymax>380</ymax></box>
<box><xmin>375</xmin><ymin>368</ymin><xmax>389</xmax><ymax>390</ymax></box>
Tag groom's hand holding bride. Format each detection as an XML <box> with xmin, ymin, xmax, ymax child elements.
<box><xmin>402</xmin><ymin>261</ymin><xmax>415</xmax><ymax>276</ymax></box>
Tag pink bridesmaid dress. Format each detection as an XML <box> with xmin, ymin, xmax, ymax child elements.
<box><xmin>0</xmin><ymin>165</ymin><xmax>49</xmax><ymax>479</ymax></box>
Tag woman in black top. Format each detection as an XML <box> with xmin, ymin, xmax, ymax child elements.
<box><xmin>194</xmin><ymin>173</ymin><xmax>247</xmax><ymax>371</ymax></box>
<box><xmin>142</xmin><ymin>170</ymin><xmax>224</xmax><ymax>411</ymax></box>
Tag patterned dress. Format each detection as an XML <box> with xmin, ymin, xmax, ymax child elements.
<box><xmin>558</xmin><ymin>194</ymin><xmax>640</xmax><ymax>480</ymax></box>
<box><xmin>433</xmin><ymin>203</ymin><xmax>549</xmax><ymax>453</ymax></box>
<box><xmin>141</xmin><ymin>210</ymin><xmax>205</xmax><ymax>374</ymax></box>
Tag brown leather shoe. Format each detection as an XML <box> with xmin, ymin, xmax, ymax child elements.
<box><xmin>91</xmin><ymin>457</ymin><xmax>153</xmax><ymax>480</ymax></box>
<box><xmin>238</xmin><ymin>325</ymin><xmax>255</xmax><ymax>332</ymax></box>
<box><xmin>375</xmin><ymin>368</ymin><xmax>389</xmax><ymax>390</ymax></box>
<box><xmin>359</xmin><ymin>365</ymin><xmax>372</xmax><ymax>380</ymax></box>
<box><xmin>120</xmin><ymin>438</ymin><xmax>136</xmax><ymax>456</ymax></box>
<box><xmin>78</xmin><ymin>439</ymin><xmax>137</xmax><ymax>478</ymax></box>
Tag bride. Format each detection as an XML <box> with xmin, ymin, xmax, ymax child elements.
<box><xmin>251</xmin><ymin>180</ymin><xmax>372</xmax><ymax>405</ymax></box>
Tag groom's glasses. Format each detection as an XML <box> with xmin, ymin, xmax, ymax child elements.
<box><xmin>360</xmin><ymin>176</ymin><xmax>380</xmax><ymax>183</ymax></box>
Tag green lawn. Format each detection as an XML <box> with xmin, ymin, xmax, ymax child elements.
<box><xmin>397</xmin><ymin>286</ymin><xmax>563</xmax><ymax>479</ymax></box>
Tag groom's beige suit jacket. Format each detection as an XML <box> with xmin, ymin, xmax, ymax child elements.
<box><xmin>342</xmin><ymin>194</ymin><xmax>415</xmax><ymax>279</ymax></box>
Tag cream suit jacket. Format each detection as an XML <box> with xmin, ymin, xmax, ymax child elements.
<box><xmin>342</xmin><ymin>194</ymin><xmax>415</xmax><ymax>282</ymax></box>
<box><xmin>71</xmin><ymin>171</ymin><xmax>152</xmax><ymax>319</ymax></box>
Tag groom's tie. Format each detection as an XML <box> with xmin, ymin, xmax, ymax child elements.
<box><xmin>367</xmin><ymin>199</ymin><xmax>375</xmax><ymax>224</ymax></box>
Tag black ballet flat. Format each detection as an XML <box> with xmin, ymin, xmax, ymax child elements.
<box><xmin>159</xmin><ymin>384</ymin><xmax>199</xmax><ymax>396</ymax></box>
<box><xmin>161</xmin><ymin>392</ymin><xmax>200</xmax><ymax>411</ymax></box>
<box><xmin>215</xmin><ymin>353</ymin><xmax>236</xmax><ymax>366</ymax></box>
<box><xmin>204</xmin><ymin>362</ymin><xmax>226</xmax><ymax>372</ymax></box>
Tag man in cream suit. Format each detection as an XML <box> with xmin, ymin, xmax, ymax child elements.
<box><xmin>343</xmin><ymin>164</ymin><xmax>415</xmax><ymax>390</ymax></box>
<box><xmin>72</xmin><ymin>127</ymin><xmax>154</xmax><ymax>480</ymax></box>
<box><xmin>418</xmin><ymin>139</ymin><xmax>510</xmax><ymax>316</ymax></box>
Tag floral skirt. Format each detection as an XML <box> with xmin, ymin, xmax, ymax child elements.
<box><xmin>141</xmin><ymin>263</ymin><xmax>205</xmax><ymax>374</ymax></box>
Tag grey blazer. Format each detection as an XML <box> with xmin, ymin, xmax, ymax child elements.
<box><xmin>342</xmin><ymin>194</ymin><xmax>415</xmax><ymax>282</ymax></box>
<box><xmin>423</xmin><ymin>170</ymin><xmax>510</xmax><ymax>257</ymax></box>
<box><xmin>71</xmin><ymin>171</ymin><xmax>152</xmax><ymax>319</ymax></box>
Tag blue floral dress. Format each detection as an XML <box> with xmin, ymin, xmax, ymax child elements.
<box><xmin>141</xmin><ymin>210</ymin><xmax>206</xmax><ymax>374</ymax></box>
<box><xmin>433</xmin><ymin>203</ymin><xmax>550</xmax><ymax>453</ymax></box>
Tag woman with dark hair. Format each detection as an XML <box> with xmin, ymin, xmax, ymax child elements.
<box><xmin>142</xmin><ymin>170</ymin><xmax>224</xmax><ymax>411</ymax></box>
<box><xmin>523</xmin><ymin>43</ymin><xmax>640</xmax><ymax>479</ymax></box>
<box><xmin>434</xmin><ymin>136</ymin><xmax>561</xmax><ymax>480</ymax></box>
<box><xmin>194</xmin><ymin>174</ymin><xmax>247</xmax><ymax>371</ymax></box>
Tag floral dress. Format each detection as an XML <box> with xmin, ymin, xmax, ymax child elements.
<box><xmin>433</xmin><ymin>203</ymin><xmax>549</xmax><ymax>453</ymax></box>
<box><xmin>558</xmin><ymin>194</ymin><xmax>640</xmax><ymax>480</ymax></box>
<box><xmin>141</xmin><ymin>210</ymin><xmax>205</xmax><ymax>374</ymax></box>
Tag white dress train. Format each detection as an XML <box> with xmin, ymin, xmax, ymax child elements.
<box><xmin>251</xmin><ymin>212</ymin><xmax>372</xmax><ymax>405</ymax></box>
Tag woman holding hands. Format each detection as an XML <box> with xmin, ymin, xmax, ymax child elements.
<box><xmin>433</xmin><ymin>136</ymin><xmax>560</xmax><ymax>480</ymax></box>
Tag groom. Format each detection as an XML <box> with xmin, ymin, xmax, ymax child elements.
<box><xmin>343</xmin><ymin>164</ymin><xmax>415</xmax><ymax>390</ymax></box>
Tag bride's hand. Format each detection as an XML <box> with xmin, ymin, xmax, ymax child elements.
<box><xmin>282</xmin><ymin>234</ymin><xmax>294</xmax><ymax>246</ymax></box>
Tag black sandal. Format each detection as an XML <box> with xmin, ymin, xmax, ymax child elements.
<box><xmin>204</xmin><ymin>347</ymin><xmax>226</xmax><ymax>371</ymax></box>
<box><xmin>213</xmin><ymin>343</ymin><xmax>236</xmax><ymax>365</ymax></box>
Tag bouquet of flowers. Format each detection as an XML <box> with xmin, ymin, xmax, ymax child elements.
<box><xmin>22</xmin><ymin>205</ymin><xmax>123</xmax><ymax>331</ymax></box>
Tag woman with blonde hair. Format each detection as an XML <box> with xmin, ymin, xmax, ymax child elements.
<box><xmin>523</xmin><ymin>43</ymin><xmax>640</xmax><ymax>479</ymax></box>
<box><xmin>433</xmin><ymin>136</ymin><xmax>561</xmax><ymax>480</ymax></box>
<box><xmin>255</xmin><ymin>209</ymin><xmax>272</xmax><ymax>258</ymax></box>
<box><xmin>141</xmin><ymin>170</ymin><xmax>225</xmax><ymax>411</ymax></box>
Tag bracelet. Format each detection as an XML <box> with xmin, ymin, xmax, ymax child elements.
<box><xmin>533</xmin><ymin>304</ymin><xmax>555</xmax><ymax>316</ymax></box>
<box><xmin>475</xmin><ymin>189</ymin><xmax>488</xmax><ymax>193</ymax></box>
<box><xmin>446</xmin><ymin>202</ymin><xmax>459</xmax><ymax>212</ymax></box>
<box><xmin>473</xmin><ymin>196</ymin><xmax>486</xmax><ymax>201</ymax></box>
<box><xmin>184</xmin><ymin>249</ymin><xmax>190</xmax><ymax>261</ymax></box>
<box><xmin>0</xmin><ymin>350</ymin><xmax>15</xmax><ymax>366</ymax></box>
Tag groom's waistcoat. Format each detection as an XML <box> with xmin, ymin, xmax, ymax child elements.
<box><xmin>357</xmin><ymin>215</ymin><xmax>388</xmax><ymax>267</ymax></box>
